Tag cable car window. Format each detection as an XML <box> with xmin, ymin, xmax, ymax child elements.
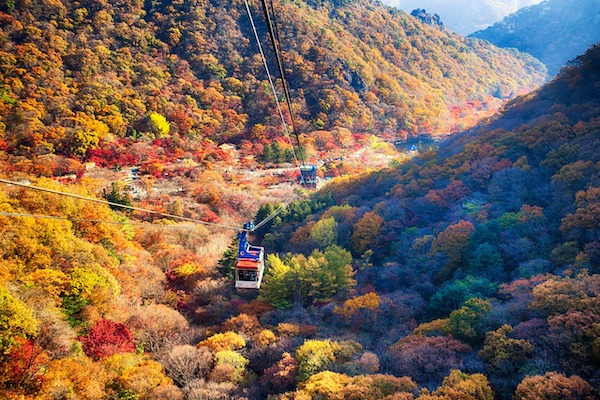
<box><xmin>238</xmin><ymin>270</ymin><xmax>258</xmax><ymax>281</ymax></box>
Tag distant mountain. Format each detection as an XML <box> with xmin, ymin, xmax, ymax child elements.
<box><xmin>384</xmin><ymin>0</ymin><xmax>543</xmax><ymax>35</ymax></box>
<box><xmin>470</xmin><ymin>0</ymin><xmax>600</xmax><ymax>76</ymax></box>
<box><xmin>410</xmin><ymin>9</ymin><xmax>445</xmax><ymax>29</ymax></box>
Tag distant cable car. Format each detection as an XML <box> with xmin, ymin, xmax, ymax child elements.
<box><xmin>235</xmin><ymin>222</ymin><xmax>265</xmax><ymax>289</ymax></box>
<box><xmin>298</xmin><ymin>164</ymin><xmax>319</xmax><ymax>189</ymax></box>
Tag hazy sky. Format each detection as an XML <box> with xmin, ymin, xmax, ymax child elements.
<box><xmin>382</xmin><ymin>0</ymin><xmax>545</xmax><ymax>35</ymax></box>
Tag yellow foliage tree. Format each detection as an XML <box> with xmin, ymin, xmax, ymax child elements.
<box><xmin>334</xmin><ymin>292</ymin><xmax>381</xmax><ymax>321</ymax></box>
<box><xmin>445</xmin><ymin>298</ymin><xmax>492</xmax><ymax>342</ymax></box>
<box><xmin>199</xmin><ymin>331</ymin><xmax>246</xmax><ymax>352</ymax></box>
<box><xmin>119</xmin><ymin>359</ymin><xmax>173</xmax><ymax>398</ymax></box>
<box><xmin>530</xmin><ymin>270</ymin><xmax>600</xmax><ymax>316</ymax></box>
<box><xmin>296</xmin><ymin>339</ymin><xmax>341</xmax><ymax>381</ymax></box>
<box><xmin>418</xmin><ymin>370</ymin><xmax>493</xmax><ymax>400</ymax></box>
<box><xmin>351</xmin><ymin>211</ymin><xmax>383</xmax><ymax>255</ymax></box>
<box><xmin>147</xmin><ymin>112</ymin><xmax>171</xmax><ymax>138</ymax></box>
<box><xmin>102</xmin><ymin>352</ymin><xmax>144</xmax><ymax>381</ymax></box>
<box><xmin>69</xmin><ymin>264</ymin><xmax>120</xmax><ymax>310</ymax></box>
<box><xmin>22</xmin><ymin>268</ymin><xmax>69</xmax><ymax>303</ymax></box>
<box><xmin>297</xmin><ymin>371</ymin><xmax>418</xmax><ymax>400</ymax></box>
<box><xmin>310</xmin><ymin>216</ymin><xmax>338</xmax><ymax>248</ymax></box>
<box><xmin>256</xmin><ymin>329</ymin><xmax>277</xmax><ymax>346</ymax></box>
<box><xmin>299</xmin><ymin>371</ymin><xmax>352</xmax><ymax>399</ymax></box>
<box><xmin>479</xmin><ymin>325</ymin><xmax>533</xmax><ymax>373</ymax></box>
<box><xmin>212</xmin><ymin>350</ymin><xmax>249</xmax><ymax>384</ymax></box>
<box><xmin>70</xmin><ymin>112</ymin><xmax>111</xmax><ymax>157</ymax></box>
<box><xmin>0</xmin><ymin>286</ymin><xmax>38</xmax><ymax>353</ymax></box>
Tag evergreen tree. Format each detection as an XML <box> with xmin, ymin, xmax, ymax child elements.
<box><xmin>103</xmin><ymin>182</ymin><xmax>133</xmax><ymax>212</ymax></box>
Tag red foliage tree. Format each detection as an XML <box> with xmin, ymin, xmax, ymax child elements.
<box><xmin>258</xmin><ymin>352</ymin><xmax>298</xmax><ymax>394</ymax></box>
<box><xmin>1</xmin><ymin>338</ymin><xmax>48</xmax><ymax>393</ymax></box>
<box><xmin>425</xmin><ymin>179</ymin><xmax>471</xmax><ymax>208</ymax></box>
<box><xmin>389</xmin><ymin>335</ymin><xmax>470</xmax><ymax>385</ymax></box>
<box><xmin>80</xmin><ymin>319</ymin><xmax>135</xmax><ymax>359</ymax></box>
<box><xmin>86</xmin><ymin>140</ymin><xmax>139</xmax><ymax>167</ymax></box>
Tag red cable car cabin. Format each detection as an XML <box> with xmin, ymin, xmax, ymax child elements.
<box><xmin>235</xmin><ymin>222</ymin><xmax>265</xmax><ymax>289</ymax></box>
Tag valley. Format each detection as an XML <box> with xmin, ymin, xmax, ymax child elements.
<box><xmin>0</xmin><ymin>1</ymin><xmax>597</xmax><ymax>399</ymax></box>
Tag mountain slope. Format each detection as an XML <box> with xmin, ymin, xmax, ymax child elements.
<box><xmin>265</xmin><ymin>43</ymin><xmax>600</xmax><ymax>279</ymax></box>
<box><xmin>470</xmin><ymin>0</ymin><xmax>600</xmax><ymax>76</ymax></box>
<box><xmin>0</xmin><ymin>0</ymin><xmax>545</xmax><ymax>172</ymax></box>
<box><xmin>0</xmin><ymin>3</ymin><xmax>597</xmax><ymax>398</ymax></box>
<box><xmin>385</xmin><ymin>0</ymin><xmax>544</xmax><ymax>35</ymax></box>
<box><xmin>257</xmin><ymin>43</ymin><xmax>600</xmax><ymax>395</ymax></box>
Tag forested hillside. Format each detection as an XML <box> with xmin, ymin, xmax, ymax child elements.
<box><xmin>471</xmin><ymin>0</ymin><xmax>600</xmax><ymax>76</ymax></box>
<box><xmin>254</xmin><ymin>44</ymin><xmax>600</xmax><ymax>398</ymax></box>
<box><xmin>0</xmin><ymin>0</ymin><xmax>545</xmax><ymax>177</ymax></box>
<box><xmin>0</xmin><ymin>1</ymin><xmax>595</xmax><ymax>400</ymax></box>
<box><xmin>0</xmin><ymin>38</ymin><xmax>595</xmax><ymax>400</ymax></box>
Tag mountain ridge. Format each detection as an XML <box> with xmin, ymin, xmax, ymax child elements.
<box><xmin>470</xmin><ymin>0</ymin><xmax>600</xmax><ymax>76</ymax></box>
<box><xmin>0</xmin><ymin>0</ymin><xmax>598</xmax><ymax>398</ymax></box>
<box><xmin>384</xmin><ymin>0</ymin><xmax>544</xmax><ymax>35</ymax></box>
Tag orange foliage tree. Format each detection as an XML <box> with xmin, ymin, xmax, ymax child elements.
<box><xmin>39</xmin><ymin>356</ymin><xmax>109</xmax><ymax>400</ymax></box>
<box><xmin>514</xmin><ymin>372</ymin><xmax>595</xmax><ymax>400</ymax></box>
<box><xmin>430</xmin><ymin>220</ymin><xmax>475</xmax><ymax>279</ymax></box>
<box><xmin>351</xmin><ymin>211</ymin><xmax>384</xmax><ymax>256</ymax></box>
<box><xmin>334</xmin><ymin>292</ymin><xmax>380</xmax><ymax>327</ymax></box>
<box><xmin>418</xmin><ymin>370</ymin><xmax>494</xmax><ymax>400</ymax></box>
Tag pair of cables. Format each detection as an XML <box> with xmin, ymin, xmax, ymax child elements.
<box><xmin>0</xmin><ymin>178</ymin><xmax>240</xmax><ymax>231</ymax></box>
<box><xmin>242</xmin><ymin>0</ymin><xmax>314</xmax><ymax>226</ymax></box>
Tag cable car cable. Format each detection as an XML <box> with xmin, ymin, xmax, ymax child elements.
<box><xmin>253</xmin><ymin>203</ymin><xmax>285</xmax><ymax>231</ymax></box>
<box><xmin>244</xmin><ymin>0</ymin><xmax>309</xmax><ymax>188</ymax></box>
<box><xmin>0</xmin><ymin>178</ymin><xmax>291</xmax><ymax>236</ymax></box>
<box><xmin>242</xmin><ymin>0</ymin><xmax>309</xmax><ymax>227</ymax></box>
<box><xmin>267</xmin><ymin>0</ymin><xmax>281</xmax><ymax>47</ymax></box>
<box><xmin>243</xmin><ymin>0</ymin><xmax>301</xmax><ymax>172</ymax></box>
<box><xmin>266</xmin><ymin>0</ymin><xmax>310</xmax><ymax>177</ymax></box>
<box><xmin>0</xmin><ymin>1</ymin><xmax>314</xmax><ymax>237</ymax></box>
<box><xmin>259</xmin><ymin>0</ymin><xmax>305</xmax><ymax>167</ymax></box>
<box><xmin>0</xmin><ymin>211</ymin><xmax>205</xmax><ymax>230</ymax></box>
<box><xmin>0</xmin><ymin>178</ymin><xmax>242</xmax><ymax>231</ymax></box>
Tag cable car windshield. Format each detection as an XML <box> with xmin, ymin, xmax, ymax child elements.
<box><xmin>235</xmin><ymin>222</ymin><xmax>265</xmax><ymax>289</ymax></box>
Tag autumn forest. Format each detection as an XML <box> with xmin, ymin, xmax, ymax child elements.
<box><xmin>0</xmin><ymin>0</ymin><xmax>598</xmax><ymax>399</ymax></box>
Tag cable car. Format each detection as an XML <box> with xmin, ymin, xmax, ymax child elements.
<box><xmin>298</xmin><ymin>164</ymin><xmax>319</xmax><ymax>189</ymax></box>
<box><xmin>235</xmin><ymin>222</ymin><xmax>265</xmax><ymax>289</ymax></box>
